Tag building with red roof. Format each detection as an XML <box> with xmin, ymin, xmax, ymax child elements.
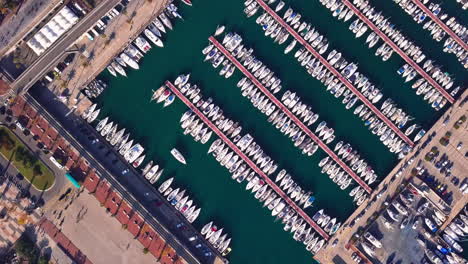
<box><xmin>127</xmin><ymin>213</ymin><xmax>144</xmax><ymax>238</ymax></box>
<box><xmin>104</xmin><ymin>190</ymin><xmax>122</xmax><ymax>215</ymax></box>
<box><xmin>94</xmin><ymin>180</ymin><xmax>111</xmax><ymax>204</ymax></box>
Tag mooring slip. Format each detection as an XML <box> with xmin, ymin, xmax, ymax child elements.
<box><xmin>208</xmin><ymin>36</ymin><xmax>373</xmax><ymax>195</ymax></box>
<box><xmin>338</xmin><ymin>0</ymin><xmax>456</xmax><ymax>104</ymax></box>
<box><xmin>411</xmin><ymin>0</ymin><xmax>468</xmax><ymax>51</ymax></box>
<box><xmin>254</xmin><ymin>0</ymin><xmax>416</xmax><ymax>148</ymax></box>
<box><xmin>165</xmin><ymin>81</ymin><xmax>330</xmax><ymax>240</ymax></box>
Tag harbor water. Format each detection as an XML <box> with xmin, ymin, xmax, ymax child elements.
<box><xmin>84</xmin><ymin>0</ymin><xmax>467</xmax><ymax>263</ymax></box>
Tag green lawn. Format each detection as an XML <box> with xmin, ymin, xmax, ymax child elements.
<box><xmin>0</xmin><ymin>127</ymin><xmax>55</xmax><ymax>190</ymax></box>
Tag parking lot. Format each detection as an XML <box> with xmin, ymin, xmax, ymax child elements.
<box><xmin>355</xmin><ymin>183</ymin><xmax>459</xmax><ymax>264</ymax></box>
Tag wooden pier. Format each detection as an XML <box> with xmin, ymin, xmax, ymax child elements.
<box><xmin>209</xmin><ymin>36</ymin><xmax>373</xmax><ymax>194</ymax></box>
<box><xmin>165</xmin><ymin>81</ymin><xmax>330</xmax><ymax>240</ymax></box>
<box><xmin>255</xmin><ymin>0</ymin><xmax>417</xmax><ymax>146</ymax></box>
<box><xmin>339</xmin><ymin>0</ymin><xmax>456</xmax><ymax>104</ymax></box>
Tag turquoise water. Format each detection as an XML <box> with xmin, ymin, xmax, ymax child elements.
<box><xmin>92</xmin><ymin>1</ymin><xmax>466</xmax><ymax>263</ymax></box>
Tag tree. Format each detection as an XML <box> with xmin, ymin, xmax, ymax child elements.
<box><xmin>38</xmin><ymin>256</ymin><xmax>49</xmax><ymax>264</ymax></box>
<box><xmin>33</xmin><ymin>164</ymin><xmax>42</xmax><ymax>176</ymax></box>
<box><xmin>15</xmin><ymin>146</ymin><xmax>25</xmax><ymax>163</ymax></box>
<box><xmin>15</xmin><ymin>235</ymin><xmax>38</xmax><ymax>261</ymax></box>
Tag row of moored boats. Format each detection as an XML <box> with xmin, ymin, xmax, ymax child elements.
<box><xmin>246</xmin><ymin>1</ymin><xmax>418</xmax><ymax>156</ymax></box>
<box><xmin>320</xmin><ymin>0</ymin><xmax>460</xmax><ymax>107</ymax></box>
<box><xmin>394</xmin><ymin>0</ymin><xmax>468</xmax><ymax>69</ymax></box>
<box><xmin>158</xmin><ymin>177</ymin><xmax>201</xmax><ymax>223</ymax></box>
<box><xmin>106</xmin><ymin>3</ymin><xmax>183</xmax><ymax>77</ymax></box>
<box><xmin>169</xmin><ymin>75</ymin><xmax>334</xmax><ymax>254</ymax></box>
<box><xmin>83</xmin><ymin>79</ymin><xmax>108</xmax><ymax>99</ymax></box>
<box><xmin>206</xmin><ymin>31</ymin><xmax>380</xmax><ymax>197</ymax></box>
<box><xmin>200</xmin><ymin>221</ymin><xmax>232</xmax><ymax>256</ymax></box>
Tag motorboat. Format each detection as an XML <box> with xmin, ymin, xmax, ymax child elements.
<box><xmin>120</xmin><ymin>53</ymin><xmax>139</xmax><ymax>70</ymax></box>
<box><xmin>144</xmin><ymin>29</ymin><xmax>164</xmax><ymax>47</ymax></box>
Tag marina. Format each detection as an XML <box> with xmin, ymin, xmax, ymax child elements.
<box><xmin>207</xmin><ymin>36</ymin><xmax>373</xmax><ymax>194</ymax></box>
<box><xmin>410</xmin><ymin>0</ymin><xmax>468</xmax><ymax>50</ymax></box>
<box><xmin>165</xmin><ymin>80</ymin><xmax>330</xmax><ymax>241</ymax></box>
<box><xmin>53</xmin><ymin>0</ymin><xmax>467</xmax><ymax>263</ymax></box>
<box><xmin>338</xmin><ymin>0</ymin><xmax>457</xmax><ymax>104</ymax></box>
<box><xmin>253</xmin><ymin>0</ymin><xmax>418</xmax><ymax>148</ymax></box>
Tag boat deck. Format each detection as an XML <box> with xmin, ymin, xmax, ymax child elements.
<box><xmin>209</xmin><ymin>36</ymin><xmax>373</xmax><ymax>195</ymax></box>
<box><xmin>165</xmin><ymin>80</ymin><xmax>330</xmax><ymax>241</ymax></box>
<box><xmin>255</xmin><ymin>0</ymin><xmax>416</xmax><ymax>147</ymax></box>
<box><xmin>340</xmin><ymin>0</ymin><xmax>456</xmax><ymax>104</ymax></box>
<box><xmin>411</xmin><ymin>0</ymin><xmax>468</xmax><ymax>51</ymax></box>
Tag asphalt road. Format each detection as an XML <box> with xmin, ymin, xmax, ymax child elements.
<box><xmin>0</xmin><ymin>120</ymin><xmax>67</xmax><ymax>202</ymax></box>
<box><xmin>11</xmin><ymin>0</ymin><xmax>122</xmax><ymax>93</ymax></box>
<box><xmin>24</xmin><ymin>92</ymin><xmax>225</xmax><ymax>264</ymax></box>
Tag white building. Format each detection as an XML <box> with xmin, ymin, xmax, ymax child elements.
<box><xmin>27</xmin><ymin>6</ymin><xmax>79</xmax><ymax>55</ymax></box>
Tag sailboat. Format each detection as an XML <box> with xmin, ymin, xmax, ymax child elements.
<box><xmin>158</xmin><ymin>177</ymin><xmax>174</xmax><ymax>193</ymax></box>
<box><xmin>151</xmin><ymin>86</ymin><xmax>166</xmax><ymax>102</ymax></box>
<box><xmin>107</xmin><ymin>65</ymin><xmax>117</xmax><ymax>77</ymax></box>
<box><xmin>171</xmin><ymin>148</ymin><xmax>186</xmax><ymax>164</ymax></box>
<box><xmin>181</xmin><ymin>0</ymin><xmax>192</xmax><ymax>6</ymax></box>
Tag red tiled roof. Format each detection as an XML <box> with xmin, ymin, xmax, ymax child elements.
<box><xmin>46</xmin><ymin>126</ymin><xmax>58</xmax><ymax>140</ymax></box>
<box><xmin>23</xmin><ymin>104</ymin><xmax>37</xmax><ymax>119</ymax></box>
<box><xmin>40</xmin><ymin>133</ymin><xmax>53</xmax><ymax>149</ymax></box>
<box><xmin>36</xmin><ymin>117</ymin><xmax>48</xmax><ymax>131</ymax></box>
<box><xmin>115</xmin><ymin>201</ymin><xmax>133</xmax><ymax>225</ymax></box>
<box><xmin>83</xmin><ymin>171</ymin><xmax>100</xmax><ymax>192</ymax></box>
<box><xmin>30</xmin><ymin>125</ymin><xmax>43</xmax><ymax>137</ymax></box>
<box><xmin>137</xmin><ymin>224</ymin><xmax>158</xmax><ymax>249</ymax></box>
<box><xmin>104</xmin><ymin>190</ymin><xmax>122</xmax><ymax>215</ymax></box>
<box><xmin>10</xmin><ymin>101</ymin><xmax>24</xmax><ymax>116</ymax></box>
<box><xmin>65</xmin><ymin>159</ymin><xmax>75</xmax><ymax>170</ymax></box>
<box><xmin>66</xmin><ymin>242</ymin><xmax>80</xmax><ymax>259</ymax></box>
<box><xmin>55</xmin><ymin>232</ymin><xmax>71</xmax><ymax>248</ymax></box>
<box><xmin>0</xmin><ymin>79</ymin><xmax>11</xmax><ymax>95</ymax></box>
<box><xmin>160</xmin><ymin>245</ymin><xmax>178</xmax><ymax>264</ymax></box>
<box><xmin>78</xmin><ymin>159</ymin><xmax>90</xmax><ymax>173</ymax></box>
<box><xmin>148</xmin><ymin>235</ymin><xmax>165</xmax><ymax>259</ymax></box>
<box><xmin>127</xmin><ymin>213</ymin><xmax>144</xmax><ymax>237</ymax></box>
<box><xmin>95</xmin><ymin>180</ymin><xmax>111</xmax><ymax>204</ymax></box>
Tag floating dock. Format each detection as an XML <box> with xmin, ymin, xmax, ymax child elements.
<box><xmin>339</xmin><ymin>0</ymin><xmax>456</xmax><ymax>104</ymax></box>
<box><xmin>411</xmin><ymin>0</ymin><xmax>468</xmax><ymax>51</ymax></box>
<box><xmin>208</xmin><ymin>36</ymin><xmax>373</xmax><ymax>195</ymax></box>
<box><xmin>165</xmin><ymin>80</ymin><xmax>330</xmax><ymax>240</ymax></box>
<box><xmin>255</xmin><ymin>0</ymin><xmax>417</xmax><ymax>147</ymax></box>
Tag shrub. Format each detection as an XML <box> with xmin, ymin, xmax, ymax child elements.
<box><xmin>143</xmin><ymin>248</ymin><xmax>149</xmax><ymax>254</ymax></box>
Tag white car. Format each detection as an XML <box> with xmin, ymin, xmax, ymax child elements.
<box><xmin>412</xmin><ymin>217</ymin><xmax>420</xmax><ymax>229</ymax></box>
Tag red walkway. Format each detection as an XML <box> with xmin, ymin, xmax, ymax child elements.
<box><xmin>339</xmin><ymin>0</ymin><xmax>455</xmax><ymax>104</ymax></box>
<box><xmin>411</xmin><ymin>0</ymin><xmax>468</xmax><ymax>51</ymax></box>
<box><xmin>255</xmin><ymin>0</ymin><xmax>416</xmax><ymax>147</ymax></box>
<box><xmin>165</xmin><ymin>81</ymin><xmax>330</xmax><ymax>240</ymax></box>
<box><xmin>209</xmin><ymin>36</ymin><xmax>373</xmax><ymax>194</ymax></box>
